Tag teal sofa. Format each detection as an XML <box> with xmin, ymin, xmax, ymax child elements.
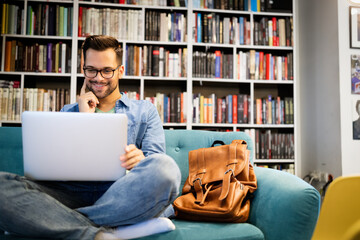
<box><xmin>0</xmin><ymin>127</ymin><xmax>320</xmax><ymax>240</ymax></box>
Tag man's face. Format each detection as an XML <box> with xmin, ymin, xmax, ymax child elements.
<box><xmin>83</xmin><ymin>48</ymin><xmax>123</xmax><ymax>99</ymax></box>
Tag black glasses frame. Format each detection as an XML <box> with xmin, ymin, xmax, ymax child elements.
<box><xmin>83</xmin><ymin>65</ymin><xmax>121</xmax><ymax>79</ymax></box>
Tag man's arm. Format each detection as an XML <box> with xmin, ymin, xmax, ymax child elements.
<box><xmin>120</xmin><ymin>102</ymin><xmax>165</xmax><ymax>170</ymax></box>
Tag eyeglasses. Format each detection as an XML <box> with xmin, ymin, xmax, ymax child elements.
<box><xmin>83</xmin><ymin>65</ymin><xmax>121</xmax><ymax>79</ymax></box>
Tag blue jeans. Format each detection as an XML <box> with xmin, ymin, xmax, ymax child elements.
<box><xmin>0</xmin><ymin>153</ymin><xmax>181</xmax><ymax>239</ymax></box>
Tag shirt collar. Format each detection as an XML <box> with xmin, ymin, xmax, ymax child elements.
<box><xmin>117</xmin><ymin>92</ymin><xmax>130</xmax><ymax>107</ymax></box>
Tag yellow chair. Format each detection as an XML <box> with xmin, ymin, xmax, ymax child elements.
<box><xmin>312</xmin><ymin>176</ymin><xmax>360</xmax><ymax>240</ymax></box>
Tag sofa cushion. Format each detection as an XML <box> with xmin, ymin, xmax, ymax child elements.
<box><xmin>138</xmin><ymin>220</ymin><xmax>264</xmax><ymax>240</ymax></box>
<box><xmin>0</xmin><ymin>127</ymin><xmax>23</xmax><ymax>175</ymax></box>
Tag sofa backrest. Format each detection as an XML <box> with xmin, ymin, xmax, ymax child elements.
<box><xmin>164</xmin><ymin>130</ymin><xmax>254</xmax><ymax>190</ymax></box>
<box><xmin>0</xmin><ymin>127</ymin><xmax>254</xmax><ymax>188</ymax></box>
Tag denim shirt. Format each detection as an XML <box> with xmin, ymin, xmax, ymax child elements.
<box><xmin>60</xmin><ymin>93</ymin><xmax>165</xmax><ymax>157</ymax></box>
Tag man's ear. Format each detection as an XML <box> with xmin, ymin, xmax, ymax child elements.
<box><xmin>118</xmin><ymin>65</ymin><xmax>125</xmax><ymax>78</ymax></box>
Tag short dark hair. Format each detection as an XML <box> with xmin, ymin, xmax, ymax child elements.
<box><xmin>82</xmin><ymin>35</ymin><xmax>122</xmax><ymax>65</ymax></box>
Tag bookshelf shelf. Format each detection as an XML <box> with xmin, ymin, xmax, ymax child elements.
<box><xmin>129</xmin><ymin>40</ymin><xmax>187</xmax><ymax>47</ymax></box>
<box><xmin>0</xmin><ymin>0</ymin><xmax>298</xmax><ymax>175</ymax></box>
<box><xmin>192</xmin><ymin>8</ymin><xmax>250</xmax><ymax>15</ymax></box>
<box><xmin>245</xmin><ymin>45</ymin><xmax>293</xmax><ymax>50</ymax></box>
<box><xmin>142</xmin><ymin>77</ymin><xmax>187</xmax><ymax>81</ymax></box>
<box><xmin>192</xmin><ymin>123</ymin><xmax>237</xmax><ymax>127</ymax></box>
<box><xmin>192</xmin><ymin>42</ymin><xmax>243</xmax><ymax>48</ymax></box>
<box><xmin>28</xmin><ymin>0</ymin><xmax>74</xmax><ymax>3</ymax></box>
<box><xmin>253</xmin><ymin>80</ymin><xmax>294</xmax><ymax>84</ymax></box>
<box><xmin>252</xmin><ymin>11</ymin><xmax>293</xmax><ymax>17</ymax></box>
<box><xmin>250</xmin><ymin>124</ymin><xmax>294</xmax><ymax>128</ymax></box>
<box><xmin>254</xmin><ymin>159</ymin><xmax>295</xmax><ymax>163</ymax></box>
<box><xmin>78</xmin><ymin>1</ymin><xmax>142</xmax><ymax>8</ymax></box>
<box><xmin>0</xmin><ymin>72</ymin><xmax>71</xmax><ymax>77</ymax></box>
<box><xmin>193</xmin><ymin>78</ymin><xmax>249</xmax><ymax>83</ymax></box>
<box><xmin>2</xmin><ymin>34</ymin><xmax>73</xmax><ymax>40</ymax></box>
<box><xmin>163</xmin><ymin>123</ymin><xmax>187</xmax><ymax>127</ymax></box>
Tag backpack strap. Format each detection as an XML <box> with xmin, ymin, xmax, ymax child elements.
<box><xmin>219</xmin><ymin>140</ymin><xmax>244</xmax><ymax>200</ymax></box>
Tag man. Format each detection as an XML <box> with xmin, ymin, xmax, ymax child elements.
<box><xmin>0</xmin><ymin>35</ymin><xmax>181</xmax><ymax>239</ymax></box>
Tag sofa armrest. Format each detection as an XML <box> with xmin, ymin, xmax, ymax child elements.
<box><xmin>248</xmin><ymin>167</ymin><xmax>320</xmax><ymax>240</ymax></box>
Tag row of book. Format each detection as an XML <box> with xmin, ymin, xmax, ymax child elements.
<box><xmin>85</xmin><ymin>0</ymin><xmax>286</xmax><ymax>11</ymax></box>
<box><xmin>194</xmin><ymin>13</ymin><xmax>251</xmax><ymax>45</ymax></box>
<box><xmin>4</xmin><ymin>40</ymin><xmax>72</xmax><ymax>73</ymax></box>
<box><xmin>125</xmin><ymin>45</ymin><xmax>187</xmax><ymax>77</ymax></box>
<box><xmin>145</xmin><ymin>11</ymin><xmax>187</xmax><ymax>42</ymax></box>
<box><xmin>254</xmin><ymin>17</ymin><xmax>293</xmax><ymax>47</ymax></box>
<box><xmin>193</xmin><ymin>0</ymin><xmax>250</xmax><ymax>10</ymax></box>
<box><xmin>191</xmin><ymin>50</ymin><xmax>293</xmax><ymax>80</ymax></box>
<box><xmin>1</xmin><ymin>3</ymin><xmax>23</xmax><ymax>35</ymax></box>
<box><xmin>26</xmin><ymin>4</ymin><xmax>73</xmax><ymax>36</ymax></box>
<box><xmin>146</xmin><ymin>92</ymin><xmax>188</xmax><ymax>123</ymax></box>
<box><xmin>252</xmin><ymin>129</ymin><xmax>294</xmax><ymax>159</ymax></box>
<box><xmin>78</xmin><ymin>7</ymin><xmax>142</xmax><ymax>41</ymax></box>
<box><xmin>254</xmin><ymin>96</ymin><xmax>293</xmax><ymax>125</ymax></box>
<box><xmin>246</xmin><ymin>51</ymin><xmax>293</xmax><ymax>80</ymax></box>
<box><xmin>193</xmin><ymin>93</ymin><xmax>251</xmax><ymax>124</ymax></box>
<box><xmin>193</xmin><ymin>51</ymin><xmax>233</xmax><ymax>79</ymax></box>
<box><xmin>256</xmin><ymin>164</ymin><xmax>295</xmax><ymax>174</ymax></box>
<box><xmin>0</xmin><ymin>87</ymin><xmax>70</xmax><ymax>121</ymax></box>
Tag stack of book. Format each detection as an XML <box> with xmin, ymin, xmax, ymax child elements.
<box><xmin>126</xmin><ymin>46</ymin><xmax>187</xmax><ymax>77</ymax></box>
<box><xmin>253</xmin><ymin>17</ymin><xmax>293</xmax><ymax>47</ymax></box>
<box><xmin>1</xmin><ymin>3</ymin><xmax>24</xmax><ymax>35</ymax></box>
<box><xmin>145</xmin><ymin>92</ymin><xmax>188</xmax><ymax>123</ymax></box>
<box><xmin>193</xmin><ymin>93</ymin><xmax>251</xmax><ymax>124</ymax></box>
<box><xmin>4</xmin><ymin>40</ymin><xmax>72</xmax><ymax>73</ymax></box>
<box><xmin>79</xmin><ymin>7</ymin><xmax>142</xmax><ymax>41</ymax></box>
<box><xmin>0</xmin><ymin>80</ymin><xmax>20</xmax><ymax>88</ymax></box>
<box><xmin>145</xmin><ymin>11</ymin><xmax>187</xmax><ymax>42</ymax></box>
<box><xmin>254</xmin><ymin>96</ymin><xmax>293</xmax><ymax>125</ymax></box>
<box><xmin>193</xmin><ymin>13</ymin><xmax>251</xmax><ymax>45</ymax></box>
<box><xmin>26</xmin><ymin>4</ymin><xmax>73</xmax><ymax>36</ymax></box>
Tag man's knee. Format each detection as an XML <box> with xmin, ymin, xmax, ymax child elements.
<box><xmin>147</xmin><ymin>154</ymin><xmax>181</xmax><ymax>192</ymax></box>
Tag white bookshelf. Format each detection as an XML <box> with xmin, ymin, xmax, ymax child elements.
<box><xmin>0</xmin><ymin>0</ymin><xmax>298</xmax><ymax>175</ymax></box>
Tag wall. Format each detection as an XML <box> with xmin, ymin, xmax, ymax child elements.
<box><xmin>338</xmin><ymin>0</ymin><xmax>360</xmax><ymax>176</ymax></box>
<box><xmin>297</xmin><ymin>0</ymin><xmax>342</xmax><ymax>178</ymax></box>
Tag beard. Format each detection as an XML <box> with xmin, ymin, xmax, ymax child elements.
<box><xmin>87</xmin><ymin>80</ymin><xmax>118</xmax><ymax>99</ymax></box>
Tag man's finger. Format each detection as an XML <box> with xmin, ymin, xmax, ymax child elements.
<box><xmin>80</xmin><ymin>80</ymin><xmax>87</xmax><ymax>96</ymax></box>
<box><xmin>125</xmin><ymin>144</ymin><xmax>137</xmax><ymax>152</ymax></box>
<box><xmin>125</xmin><ymin>148</ymin><xmax>140</xmax><ymax>159</ymax></box>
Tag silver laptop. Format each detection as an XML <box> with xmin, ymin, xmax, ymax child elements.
<box><xmin>22</xmin><ymin>111</ymin><xmax>127</xmax><ymax>181</ymax></box>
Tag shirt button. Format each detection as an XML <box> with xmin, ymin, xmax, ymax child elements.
<box><xmin>175</xmin><ymin>147</ymin><xmax>180</xmax><ymax>152</ymax></box>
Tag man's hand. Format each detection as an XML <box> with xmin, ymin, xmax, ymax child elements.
<box><xmin>78</xmin><ymin>81</ymin><xmax>99</xmax><ymax>113</ymax></box>
<box><xmin>120</xmin><ymin>144</ymin><xmax>145</xmax><ymax>170</ymax></box>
